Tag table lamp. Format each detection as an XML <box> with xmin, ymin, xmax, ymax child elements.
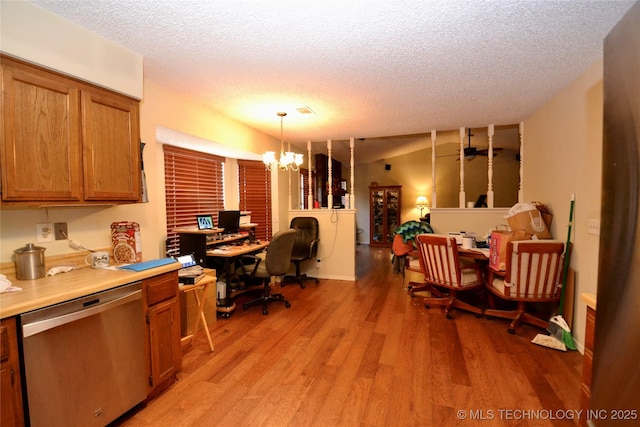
<box><xmin>416</xmin><ymin>196</ymin><xmax>430</xmax><ymax>218</ymax></box>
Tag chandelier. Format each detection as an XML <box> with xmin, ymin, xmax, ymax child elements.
<box><xmin>263</xmin><ymin>112</ymin><xmax>304</xmax><ymax>171</ymax></box>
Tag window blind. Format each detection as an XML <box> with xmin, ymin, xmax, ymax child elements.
<box><xmin>164</xmin><ymin>145</ymin><xmax>224</xmax><ymax>255</ymax></box>
<box><xmin>238</xmin><ymin>159</ymin><xmax>272</xmax><ymax>241</ymax></box>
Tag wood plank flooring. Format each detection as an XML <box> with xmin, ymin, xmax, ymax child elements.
<box><xmin>114</xmin><ymin>245</ymin><xmax>584</xmax><ymax>427</ymax></box>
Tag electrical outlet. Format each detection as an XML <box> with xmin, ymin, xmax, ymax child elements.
<box><xmin>54</xmin><ymin>222</ymin><xmax>68</xmax><ymax>240</ymax></box>
<box><xmin>36</xmin><ymin>223</ymin><xmax>54</xmax><ymax>243</ymax></box>
<box><xmin>588</xmin><ymin>219</ymin><xmax>600</xmax><ymax>236</ymax></box>
<box><xmin>316</xmin><ymin>259</ymin><xmax>321</xmax><ymax>269</ymax></box>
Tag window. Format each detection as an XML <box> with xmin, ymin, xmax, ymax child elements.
<box><xmin>238</xmin><ymin>159</ymin><xmax>272</xmax><ymax>241</ymax></box>
<box><xmin>164</xmin><ymin>145</ymin><xmax>224</xmax><ymax>255</ymax></box>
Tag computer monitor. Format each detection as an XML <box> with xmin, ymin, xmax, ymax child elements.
<box><xmin>175</xmin><ymin>253</ymin><xmax>197</xmax><ymax>268</ymax></box>
<box><xmin>474</xmin><ymin>194</ymin><xmax>488</xmax><ymax>208</ymax></box>
<box><xmin>217</xmin><ymin>210</ymin><xmax>240</xmax><ymax>234</ymax></box>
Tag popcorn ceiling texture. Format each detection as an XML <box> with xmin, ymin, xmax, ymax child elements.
<box><xmin>29</xmin><ymin>0</ymin><xmax>634</xmax><ymax>156</ymax></box>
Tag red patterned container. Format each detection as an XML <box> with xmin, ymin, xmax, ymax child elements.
<box><xmin>111</xmin><ymin>221</ymin><xmax>142</xmax><ymax>263</ymax></box>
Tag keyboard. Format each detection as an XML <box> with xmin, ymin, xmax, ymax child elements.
<box><xmin>179</xmin><ymin>265</ymin><xmax>204</xmax><ymax>277</ymax></box>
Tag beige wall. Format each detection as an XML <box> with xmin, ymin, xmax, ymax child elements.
<box><xmin>287</xmin><ymin>210</ymin><xmax>356</xmax><ymax>281</ymax></box>
<box><xmin>524</xmin><ymin>60</ymin><xmax>604</xmax><ymax>349</ymax></box>
<box><xmin>140</xmin><ymin>79</ymin><xmax>288</xmax><ymax>259</ymax></box>
<box><xmin>0</xmin><ymin>0</ymin><xmax>143</xmax><ymax>98</ymax></box>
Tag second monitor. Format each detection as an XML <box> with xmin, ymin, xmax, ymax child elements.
<box><xmin>218</xmin><ymin>210</ymin><xmax>241</xmax><ymax>234</ymax></box>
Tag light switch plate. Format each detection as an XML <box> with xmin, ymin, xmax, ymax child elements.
<box><xmin>588</xmin><ymin>219</ymin><xmax>600</xmax><ymax>236</ymax></box>
<box><xmin>36</xmin><ymin>223</ymin><xmax>54</xmax><ymax>243</ymax></box>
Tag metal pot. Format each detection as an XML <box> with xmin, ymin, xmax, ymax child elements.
<box><xmin>14</xmin><ymin>243</ymin><xmax>46</xmax><ymax>280</ymax></box>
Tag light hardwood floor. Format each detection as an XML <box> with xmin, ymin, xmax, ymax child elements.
<box><xmin>115</xmin><ymin>245</ymin><xmax>583</xmax><ymax>427</ymax></box>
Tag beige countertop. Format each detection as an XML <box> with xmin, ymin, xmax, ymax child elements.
<box><xmin>1</xmin><ymin>262</ymin><xmax>181</xmax><ymax>318</ymax></box>
<box><xmin>581</xmin><ymin>292</ymin><xmax>597</xmax><ymax>310</ymax></box>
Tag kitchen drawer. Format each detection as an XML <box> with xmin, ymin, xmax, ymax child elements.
<box><xmin>145</xmin><ymin>271</ymin><xmax>178</xmax><ymax>306</ymax></box>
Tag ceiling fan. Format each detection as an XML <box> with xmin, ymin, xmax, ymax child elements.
<box><xmin>461</xmin><ymin>128</ymin><xmax>502</xmax><ymax>160</ymax></box>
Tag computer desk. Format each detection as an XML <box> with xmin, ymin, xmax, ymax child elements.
<box><xmin>174</xmin><ymin>225</ymin><xmax>258</xmax><ymax>266</ymax></box>
<box><xmin>206</xmin><ymin>240</ymin><xmax>270</xmax><ymax>317</ymax></box>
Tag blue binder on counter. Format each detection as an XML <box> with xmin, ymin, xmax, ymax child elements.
<box><xmin>118</xmin><ymin>258</ymin><xmax>178</xmax><ymax>272</ymax></box>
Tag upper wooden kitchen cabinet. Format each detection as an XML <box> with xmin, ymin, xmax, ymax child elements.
<box><xmin>81</xmin><ymin>88</ymin><xmax>141</xmax><ymax>201</ymax></box>
<box><xmin>1</xmin><ymin>55</ymin><xmax>141</xmax><ymax>205</ymax></box>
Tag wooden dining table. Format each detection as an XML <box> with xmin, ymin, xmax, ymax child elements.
<box><xmin>458</xmin><ymin>246</ymin><xmax>492</xmax><ymax>286</ymax></box>
<box><xmin>458</xmin><ymin>246</ymin><xmax>490</xmax><ymax>261</ymax></box>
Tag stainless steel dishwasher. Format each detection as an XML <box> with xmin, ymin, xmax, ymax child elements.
<box><xmin>20</xmin><ymin>282</ymin><xmax>147</xmax><ymax>427</ymax></box>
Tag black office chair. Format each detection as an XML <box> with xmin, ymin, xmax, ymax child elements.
<box><xmin>240</xmin><ymin>229</ymin><xmax>297</xmax><ymax>315</ymax></box>
<box><xmin>282</xmin><ymin>217</ymin><xmax>320</xmax><ymax>288</ymax></box>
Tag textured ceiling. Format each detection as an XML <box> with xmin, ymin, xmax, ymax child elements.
<box><xmin>29</xmin><ymin>0</ymin><xmax>635</xmax><ymax>164</ymax></box>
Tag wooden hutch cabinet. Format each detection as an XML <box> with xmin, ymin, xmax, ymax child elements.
<box><xmin>369</xmin><ymin>185</ymin><xmax>401</xmax><ymax>247</ymax></box>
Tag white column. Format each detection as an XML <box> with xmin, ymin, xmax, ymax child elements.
<box><xmin>459</xmin><ymin>127</ymin><xmax>466</xmax><ymax>208</ymax></box>
<box><xmin>349</xmin><ymin>137</ymin><xmax>355</xmax><ymax>209</ymax></box>
<box><xmin>487</xmin><ymin>124</ymin><xmax>495</xmax><ymax>208</ymax></box>
<box><xmin>327</xmin><ymin>139</ymin><xmax>333</xmax><ymax>209</ymax></box>
<box><xmin>519</xmin><ymin>121</ymin><xmax>524</xmax><ymax>202</ymax></box>
<box><xmin>287</xmin><ymin>141</ymin><xmax>292</xmax><ymax>209</ymax></box>
<box><xmin>307</xmin><ymin>141</ymin><xmax>313</xmax><ymax>209</ymax></box>
<box><xmin>431</xmin><ymin>130</ymin><xmax>437</xmax><ymax>208</ymax></box>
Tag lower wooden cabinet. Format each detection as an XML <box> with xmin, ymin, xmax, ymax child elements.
<box><xmin>1</xmin><ymin>317</ymin><xmax>25</xmax><ymax>427</ymax></box>
<box><xmin>580</xmin><ymin>305</ymin><xmax>596</xmax><ymax>427</ymax></box>
<box><xmin>144</xmin><ymin>271</ymin><xmax>182</xmax><ymax>399</ymax></box>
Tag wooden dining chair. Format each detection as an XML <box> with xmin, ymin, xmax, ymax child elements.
<box><xmin>484</xmin><ymin>240</ymin><xmax>565</xmax><ymax>334</ymax></box>
<box><xmin>416</xmin><ymin>234</ymin><xmax>485</xmax><ymax>319</ymax></box>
